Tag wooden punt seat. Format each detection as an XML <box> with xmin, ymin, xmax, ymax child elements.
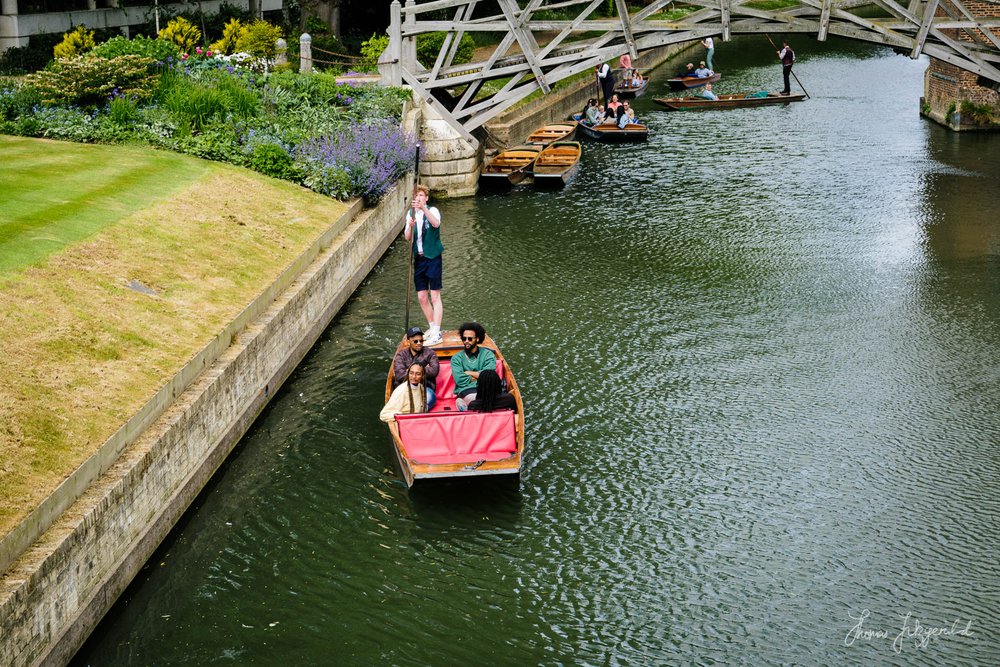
<box><xmin>395</xmin><ymin>410</ymin><xmax>517</xmax><ymax>464</ymax></box>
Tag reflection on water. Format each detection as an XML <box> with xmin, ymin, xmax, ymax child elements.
<box><xmin>74</xmin><ymin>37</ymin><xmax>1000</xmax><ymax>666</ymax></box>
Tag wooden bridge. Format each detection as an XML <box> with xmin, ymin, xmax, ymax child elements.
<box><xmin>380</xmin><ymin>0</ymin><xmax>1000</xmax><ymax>144</ymax></box>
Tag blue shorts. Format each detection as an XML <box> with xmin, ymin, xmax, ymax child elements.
<box><xmin>414</xmin><ymin>254</ymin><xmax>442</xmax><ymax>292</ymax></box>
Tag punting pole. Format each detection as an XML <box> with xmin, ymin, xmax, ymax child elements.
<box><xmin>766</xmin><ymin>34</ymin><xmax>810</xmax><ymax>99</ymax></box>
<box><xmin>404</xmin><ymin>145</ymin><xmax>419</xmax><ymax>332</ymax></box>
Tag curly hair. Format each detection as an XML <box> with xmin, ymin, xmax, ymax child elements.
<box><xmin>458</xmin><ymin>321</ymin><xmax>486</xmax><ymax>344</ymax></box>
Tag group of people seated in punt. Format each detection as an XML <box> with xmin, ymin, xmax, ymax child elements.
<box><xmin>580</xmin><ymin>96</ymin><xmax>638</xmax><ymax>128</ymax></box>
<box><xmin>678</xmin><ymin>61</ymin><xmax>714</xmax><ymax>78</ymax></box>
<box><xmin>619</xmin><ymin>68</ymin><xmax>644</xmax><ymax>89</ymax></box>
<box><xmin>380</xmin><ymin>321</ymin><xmax>516</xmax><ymax>423</ymax></box>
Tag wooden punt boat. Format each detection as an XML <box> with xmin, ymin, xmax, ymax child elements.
<box><xmin>653</xmin><ymin>92</ymin><xmax>807</xmax><ymax>111</ymax></box>
<box><xmin>384</xmin><ymin>330</ymin><xmax>524</xmax><ymax>487</ymax></box>
<box><xmin>479</xmin><ymin>145</ymin><xmax>541</xmax><ymax>189</ymax></box>
<box><xmin>571</xmin><ymin>114</ymin><xmax>648</xmax><ymax>143</ymax></box>
<box><xmin>666</xmin><ymin>72</ymin><xmax>721</xmax><ymax>91</ymax></box>
<box><xmin>613</xmin><ymin>76</ymin><xmax>649</xmax><ymax>98</ymax></box>
<box><xmin>525</xmin><ymin>122</ymin><xmax>577</xmax><ymax>145</ymax></box>
<box><xmin>530</xmin><ymin>141</ymin><xmax>582</xmax><ymax>188</ymax></box>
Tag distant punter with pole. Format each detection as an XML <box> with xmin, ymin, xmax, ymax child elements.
<box><xmin>777</xmin><ymin>38</ymin><xmax>795</xmax><ymax>95</ymax></box>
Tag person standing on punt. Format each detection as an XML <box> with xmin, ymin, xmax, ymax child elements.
<box><xmin>596</xmin><ymin>60</ymin><xmax>615</xmax><ymax>106</ymax></box>
<box><xmin>404</xmin><ymin>185</ymin><xmax>443</xmax><ymax>345</ymax></box>
<box><xmin>777</xmin><ymin>39</ymin><xmax>795</xmax><ymax>95</ymax></box>
<box><xmin>451</xmin><ymin>322</ymin><xmax>497</xmax><ymax>412</ymax></box>
<box><xmin>701</xmin><ymin>36</ymin><xmax>715</xmax><ymax>71</ymax></box>
<box><xmin>380</xmin><ymin>363</ymin><xmax>432</xmax><ymax>423</ymax></box>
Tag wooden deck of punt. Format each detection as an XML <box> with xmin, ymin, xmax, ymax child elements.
<box><xmin>525</xmin><ymin>122</ymin><xmax>577</xmax><ymax>145</ymax></box>
<box><xmin>613</xmin><ymin>77</ymin><xmax>649</xmax><ymax>98</ymax></box>
<box><xmin>653</xmin><ymin>92</ymin><xmax>807</xmax><ymax>110</ymax></box>
<box><xmin>479</xmin><ymin>145</ymin><xmax>541</xmax><ymax>188</ymax></box>
<box><xmin>531</xmin><ymin>141</ymin><xmax>582</xmax><ymax>187</ymax></box>
<box><xmin>384</xmin><ymin>330</ymin><xmax>524</xmax><ymax>487</ymax></box>
<box><xmin>666</xmin><ymin>72</ymin><xmax>721</xmax><ymax>90</ymax></box>
<box><xmin>574</xmin><ymin>120</ymin><xmax>648</xmax><ymax>143</ymax></box>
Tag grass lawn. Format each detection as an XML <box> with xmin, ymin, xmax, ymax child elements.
<box><xmin>0</xmin><ymin>138</ymin><xmax>212</xmax><ymax>275</ymax></box>
<box><xmin>0</xmin><ymin>136</ymin><xmax>350</xmax><ymax>537</ymax></box>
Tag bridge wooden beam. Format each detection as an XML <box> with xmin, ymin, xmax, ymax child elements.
<box><xmin>443</xmin><ymin>0</ymin><xmax>477</xmax><ymax>70</ymax></box>
<box><xmin>911</xmin><ymin>0</ymin><xmax>940</xmax><ymax>57</ymax></box>
<box><xmin>817</xmin><ymin>0</ymin><xmax>833</xmax><ymax>41</ymax></box>
<box><xmin>536</xmin><ymin>0</ymin><xmax>605</xmax><ymax>61</ymax></box>
<box><xmin>400</xmin><ymin>68</ymin><xmax>478</xmax><ymax>145</ymax></box>
<box><xmin>497</xmin><ymin>0</ymin><xmax>550</xmax><ymax>93</ymax></box>
<box><xmin>614</xmin><ymin>0</ymin><xmax>639</xmax><ymax>60</ymax></box>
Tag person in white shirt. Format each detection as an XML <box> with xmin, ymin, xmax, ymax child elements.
<box><xmin>404</xmin><ymin>185</ymin><xmax>444</xmax><ymax>345</ymax></box>
<box><xmin>701</xmin><ymin>36</ymin><xmax>715</xmax><ymax>71</ymax></box>
<box><xmin>380</xmin><ymin>363</ymin><xmax>432</xmax><ymax>422</ymax></box>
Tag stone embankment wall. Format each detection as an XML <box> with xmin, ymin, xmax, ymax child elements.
<box><xmin>0</xmin><ymin>111</ymin><xmax>420</xmax><ymax>667</ymax></box>
<box><xmin>920</xmin><ymin>1</ymin><xmax>1000</xmax><ymax>130</ymax></box>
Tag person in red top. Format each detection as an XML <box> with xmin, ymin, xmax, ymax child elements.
<box><xmin>777</xmin><ymin>39</ymin><xmax>795</xmax><ymax>95</ymax></box>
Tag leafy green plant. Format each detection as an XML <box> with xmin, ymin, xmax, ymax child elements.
<box><xmin>0</xmin><ymin>80</ymin><xmax>41</xmax><ymax>120</ymax></box>
<box><xmin>360</xmin><ymin>33</ymin><xmax>388</xmax><ymax>72</ymax></box>
<box><xmin>210</xmin><ymin>18</ymin><xmax>247</xmax><ymax>56</ymax></box>
<box><xmin>27</xmin><ymin>55</ymin><xmax>158</xmax><ymax>108</ymax></box>
<box><xmin>54</xmin><ymin>26</ymin><xmax>96</xmax><ymax>59</ymax></box>
<box><xmin>159</xmin><ymin>17</ymin><xmax>202</xmax><ymax>53</ymax></box>
<box><xmin>235</xmin><ymin>20</ymin><xmax>284</xmax><ymax>59</ymax></box>
<box><xmin>959</xmin><ymin>100</ymin><xmax>995</xmax><ymax>124</ymax></box>
<box><xmin>92</xmin><ymin>35</ymin><xmax>180</xmax><ymax>62</ymax></box>
<box><xmin>249</xmin><ymin>142</ymin><xmax>299</xmax><ymax>180</ymax></box>
<box><xmin>109</xmin><ymin>95</ymin><xmax>141</xmax><ymax>125</ymax></box>
<box><xmin>416</xmin><ymin>31</ymin><xmax>475</xmax><ymax>68</ymax></box>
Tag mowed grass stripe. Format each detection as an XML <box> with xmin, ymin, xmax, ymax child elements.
<box><xmin>0</xmin><ymin>136</ymin><xmax>351</xmax><ymax>537</ymax></box>
<box><xmin>0</xmin><ymin>137</ymin><xmax>210</xmax><ymax>275</ymax></box>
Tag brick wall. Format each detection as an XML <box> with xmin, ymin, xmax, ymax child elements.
<box><xmin>922</xmin><ymin>1</ymin><xmax>1000</xmax><ymax>128</ymax></box>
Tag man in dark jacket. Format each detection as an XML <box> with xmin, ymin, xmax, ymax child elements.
<box><xmin>392</xmin><ymin>327</ymin><xmax>440</xmax><ymax>406</ymax></box>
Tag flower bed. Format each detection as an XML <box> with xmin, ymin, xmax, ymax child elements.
<box><xmin>1</xmin><ymin>43</ymin><xmax>417</xmax><ymax>204</ymax></box>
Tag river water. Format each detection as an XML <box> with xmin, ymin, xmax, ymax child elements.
<box><xmin>75</xmin><ymin>38</ymin><xmax>1000</xmax><ymax>665</ymax></box>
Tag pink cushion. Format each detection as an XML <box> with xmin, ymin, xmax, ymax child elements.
<box><xmin>430</xmin><ymin>360</ymin><xmax>456</xmax><ymax>413</ymax></box>
<box><xmin>395</xmin><ymin>410</ymin><xmax>517</xmax><ymax>464</ymax></box>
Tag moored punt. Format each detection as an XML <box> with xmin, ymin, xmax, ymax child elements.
<box><xmin>531</xmin><ymin>141</ymin><xmax>582</xmax><ymax>188</ymax></box>
<box><xmin>653</xmin><ymin>92</ymin><xmax>807</xmax><ymax>111</ymax></box>
<box><xmin>525</xmin><ymin>122</ymin><xmax>577</xmax><ymax>145</ymax></box>
<box><xmin>573</xmin><ymin>118</ymin><xmax>649</xmax><ymax>143</ymax></box>
<box><xmin>614</xmin><ymin>76</ymin><xmax>649</xmax><ymax>98</ymax></box>
<box><xmin>666</xmin><ymin>72</ymin><xmax>721</xmax><ymax>91</ymax></box>
<box><xmin>479</xmin><ymin>145</ymin><xmax>542</xmax><ymax>189</ymax></box>
<box><xmin>383</xmin><ymin>330</ymin><xmax>524</xmax><ymax>487</ymax></box>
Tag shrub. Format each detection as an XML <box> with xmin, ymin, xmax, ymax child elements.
<box><xmin>0</xmin><ymin>80</ymin><xmax>41</xmax><ymax>120</ymax></box>
<box><xmin>108</xmin><ymin>94</ymin><xmax>141</xmax><ymax>125</ymax></box>
<box><xmin>0</xmin><ymin>34</ymin><xmax>61</xmax><ymax>75</ymax></box>
<box><xmin>235</xmin><ymin>20</ymin><xmax>283</xmax><ymax>60</ymax></box>
<box><xmin>960</xmin><ymin>100</ymin><xmax>995</xmax><ymax>124</ymax></box>
<box><xmin>416</xmin><ymin>31</ymin><xmax>474</xmax><ymax>68</ymax></box>
<box><xmin>249</xmin><ymin>142</ymin><xmax>298</xmax><ymax>180</ymax></box>
<box><xmin>159</xmin><ymin>17</ymin><xmax>202</xmax><ymax>53</ymax></box>
<box><xmin>54</xmin><ymin>26</ymin><xmax>96</xmax><ymax>59</ymax></box>
<box><xmin>297</xmin><ymin>121</ymin><xmax>418</xmax><ymax>202</ymax></box>
<box><xmin>210</xmin><ymin>18</ymin><xmax>247</xmax><ymax>56</ymax></box>
<box><xmin>92</xmin><ymin>35</ymin><xmax>180</xmax><ymax>62</ymax></box>
<box><xmin>33</xmin><ymin>105</ymin><xmax>97</xmax><ymax>141</ymax></box>
<box><xmin>360</xmin><ymin>33</ymin><xmax>388</xmax><ymax>72</ymax></box>
<box><xmin>161</xmin><ymin>70</ymin><xmax>259</xmax><ymax>132</ymax></box>
<box><xmin>27</xmin><ymin>55</ymin><xmax>158</xmax><ymax>108</ymax></box>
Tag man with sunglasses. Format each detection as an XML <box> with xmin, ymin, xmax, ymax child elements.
<box><xmin>450</xmin><ymin>322</ymin><xmax>497</xmax><ymax>412</ymax></box>
<box><xmin>392</xmin><ymin>327</ymin><xmax>440</xmax><ymax>408</ymax></box>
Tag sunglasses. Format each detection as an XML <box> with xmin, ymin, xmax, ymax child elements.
<box><xmin>461</xmin><ymin>336</ymin><xmax>476</xmax><ymax>341</ymax></box>
<box><xmin>411</xmin><ymin>338</ymin><xmax>423</xmax><ymax>343</ymax></box>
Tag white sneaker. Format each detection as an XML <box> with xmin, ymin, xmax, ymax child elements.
<box><xmin>424</xmin><ymin>328</ymin><xmax>443</xmax><ymax>345</ymax></box>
